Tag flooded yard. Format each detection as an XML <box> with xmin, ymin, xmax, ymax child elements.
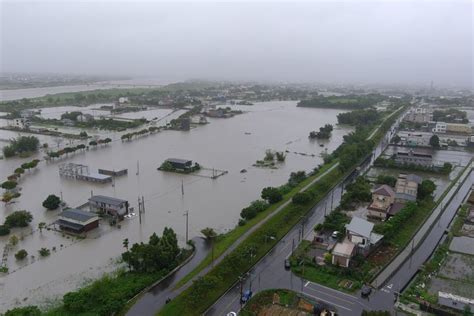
<box><xmin>0</xmin><ymin>100</ymin><xmax>352</xmax><ymax>310</ymax></box>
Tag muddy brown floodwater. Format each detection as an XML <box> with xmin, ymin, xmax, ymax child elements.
<box><xmin>0</xmin><ymin>100</ymin><xmax>352</xmax><ymax>311</ymax></box>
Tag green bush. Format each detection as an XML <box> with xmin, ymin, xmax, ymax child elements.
<box><xmin>4</xmin><ymin>306</ymin><xmax>41</xmax><ymax>316</ymax></box>
<box><xmin>4</xmin><ymin>210</ymin><xmax>33</xmax><ymax>228</ymax></box>
<box><xmin>261</xmin><ymin>187</ymin><xmax>283</xmax><ymax>204</ymax></box>
<box><xmin>292</xmin><ymin>192</ymin><xmax>312</xmax><ymax>205</ymax></box>
<box><xmin>0</xmin><ymin>224</ymin><xmax>10</xmax><ymax>236</ymax></box>
<box><xmin>42</xmin><ymin>194</ymin><xmax>61</xmax><ymax>210</ymax></box>
<box><xmin>15</xmin><ymin>249</ymin><xmax>28</xmax><ymax>260</ymax></box>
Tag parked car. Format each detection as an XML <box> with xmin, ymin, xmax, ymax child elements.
<box><xmin>331</xmin><ymin>231</ymin><xmax>340</xmax><ymax>239</ymax></box>
<box><xmin>226</xmin><ymin>312</ymin><xmax>237</xmax><ymax>316</ymax></box>
<box><xmin>284</xmin><ymin>259</ymin><xmax>291</xmax><ymax>270</ymax></box>
<box><xmin>361</xmin><ymin>285</ymin><xmax>372</xmax><ymax>297</ymax></box>
<box><xmin>241</xmin><ymin>290</ymin><xmax>253</xmax><ymax>304</ymax></box>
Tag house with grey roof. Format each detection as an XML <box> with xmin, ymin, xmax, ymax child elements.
<box><xmin>345</xmin><ymin>217</ymin><xmax>383</xmax><ymax>256</ymax></box>
<box><xmin>57</xmin><ymin>208</ymin><xmax>99</xmax><ymax>233</ymax></box>
<box><xmin>89</xmin><ymin>195</ymin><xmax>129</xmax><ymax>218</ymax></box>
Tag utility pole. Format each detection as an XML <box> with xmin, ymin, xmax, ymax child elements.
<box><xmin>184</xmin><ymin>210</ymin><xmax>189</xmax><ymax>243</ymax></box>
<box><xmin>141</xmin><ymin>196</ymin><xmax>145</xmax><ymax>213</ymax></box>
<box><xmin>136</xmin><ymin>160</ymin><xmax>140</xmax><ymax>176</ymax></box>
<box><xmin>60</xmin><ymin>191</ymin><xmax>63</xmax><ymax>201</ymax></box>
<box><xmin>239</xmin><ymin>275</ymin><xmax>244</xmax><ymax>308</ymax></box>
<box><xmin>138</xmin><ymin>197</ymin><xmax>142</xmax><ymax>224</ymax></box>
<box><xmin>292</xmin><ymin>238</ymin><xmax>295</xmax><ymax>255</ymax></box>
<box><xmin>181</xmin><ymin>179</ymin><xmax>184</xmax><ymax>196</ymax></box>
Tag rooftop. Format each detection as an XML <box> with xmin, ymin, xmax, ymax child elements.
<box><xmin>373</xmin><ymin>184</ymin><xmax>395</xmax><ymax>198</ymax></box>
<box><xmin>89</xmin><ymin>195</ymin><xmax>127</xmax><ymax>206</ymax></box>
<box><xmin>59</xmin><ymin>208</ymin><xmax>98</xmax><ymax>223</ymax></box>
<box><xmin>333</xmin><ymin>240</ymin><xmax>355</xmax><ymax>257</ymax></box>
<box><xmin>345</xmin><ymin>217</ymin><xmax>374</xmax><ymax>239</ymax></box>
<box><xmin>166</xmin><ymin>158</ymin><xmax>192</xmax><ymax>164</ymax></box>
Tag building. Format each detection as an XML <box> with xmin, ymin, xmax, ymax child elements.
<box><xmin>395</xmin><ymin>149</ymin><xmax>433</xmax><ymax>167</ymax></box>
<box><xmin>77</xmin><ymin>113</ymin><xmax>94</xmax><ymax>122</ymax></box>
<box><xmin>368</xmin><ymin>185</ymin><xmax>396</xmax><ymax>220</ymax></box>
<box><xmin>433</xmin><ymin>122</ymin><xmax>473</xmax><ymax>135</ymax></box>
<box><xmin>89</xmin><ymin>195</ymin><xmax>129</xmax><ymax>218</ymax></box>
<box><xmin>404</xmin><ymin>108</ymin><xmax>432</xmax><ymax>123</ymax></box>
<box><xmin>398</xmin><ymin>131</ymin><xmax>431</xmax><ymax>147</ymax></box>
<box><xmin>57</xmin><ymin>208</ymin><xmax>99</xmax><ymax>233</ymax></box>
<box><xmin>11</xmin><ymin>118</ymin><xmax>30</xmax><ymax>129</ymax></box>
<box><xmin>345</xmin><ymin>217</ymin><xmax>384</xmax><ymax>256</ymax></box>
<box><xmin>395</xmin><ymin>173</ymin><xmax>421</xmax><ymax>202</ymax></box>
<box><xmin>331</xmin><ymin>240</ymin><xmax>356</xmax><ymax>268</ymax></box>
<box><xmin>432</xmin><ymin>122</ymin><xmax>447</xmax><ymax>133</ymax></box>
<box><xmin>446</xmin><ymin>123</ymin><xmax>472</xmax><ymax>135</ymax></box>
<box><xmin>438</xmin><ymin>292</ymin><xmax>474</xmax><ymax>312</ymax></box>
<box><xmin>165</xmin><ymin>158</ymin><xmax>193</xmax><ymax>170</ymax></box>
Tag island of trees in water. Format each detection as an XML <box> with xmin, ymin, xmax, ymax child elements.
<box><xmin>297</xmin><ymin>93</ymin><xmax>387</xmax><ymax>109</ymax></box>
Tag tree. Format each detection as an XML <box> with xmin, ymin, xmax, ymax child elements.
<box><xmin>261</xmin><ymin>187</ymin><xmax>283</xmax><ymax>204</ymax></box>
<box><xmin>418</xmin><ymin>180</ymin><xmax>436</xmax><ymax>200</ymax></box>
<box><xmin>201</xmin><ymin>227</ymin><xmax>217</xmax><ymax>240</ymax></box>
<box><xmin>264</xmin><ymin>150</ymin><xmax>274</xmax><ymax>161</ymax></box>
<box><xmin>441</xmin><ymin>162</ymin><xmax>453</xmax><ymax>174</ymax></box>
<box><xmin>38</xmin><ymin>222</ymin><xmax>46</xmax><ymax>233</ymax></box>
<box><xmin>4</xmin><ymin>306</ymin><xmax>41</xmax><ymax>316</ymax></box>
<box><xmin>42</xmin><ymin>194</ymin><xmax>61</xmax><ymax>210</ymax></box>
<box><xmin>79</xmin><ymin>131</ymin><xmax>88</xmax><ymax>138</ymax></box>
<box><xmin>375</xmin><ymin>175</ymin><xmax>397</xmax><ymax>187</ymax></box>
<box><xmin>9</xmin><ymin>235</ymin><xmax>18</xmax><ymax>246</ymax></box>
<box><xmin>104</xmin><ymin>138</ymin><xmax>112</xmax><ymax>144</ymax></box>
<box><xmin>89</xmin><ymin>140</ymin><xmax>98</xmax><ymax>147</ymax></box>
<box><xmin>38</xmin><ymin>248</ymin><xmax>50</xmax><ymax>257</ymax></box>
<box><xmin>4</xmin><ymin>210</ymin><xmax>33</xmax><ymax>228</ymax></box>
<box><xmin>292</xmin><ymin>192</ymin><xmax>312</xmax><ymax>205</ymax></box>
<box><xmin>14</xmin><ymin>168</ymin><xmax>25</xmax><ymax>176</ymax></box>
<box><xmin>15</xmin><ymin>249</ymin><xmax>28</xmax><ymax>260</ymax></box>
<box><xmin>275</xmin><ymin>151</ymin><xmax>286</xmax><ymax>162</ymax></box>
<box><xmin>429</xmin><ymin>134</ymin><xmax>440</xmax><ymax>148</ymax></box>
<box><xmin>1</xmin><ymin>181</ymin><xmax>17</xmax><ymax>190</ymax></box>
<box><xmin>392</xmin><ymin>135</ymin><xmax>401</xmax><ymax>144</ymax></box>
<box><xmin>0</xmin><ymin>225</ymin><xmax>10</xmax><ymax>236</ymax></box>
<box><xmin>122</xmin><ymin>238</ymin><xmax>129</xmax><ymax>251</ymax></box>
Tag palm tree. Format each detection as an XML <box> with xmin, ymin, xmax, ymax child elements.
<box><xmin>38</xmin><ymin>222</ymin><xmax>46</xmax><ymax>233</ymax></box>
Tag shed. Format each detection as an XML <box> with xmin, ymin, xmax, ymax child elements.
<box><xmin>166</xmin><ymin>158</ymin><xmax>193</xmax><ymax>170</ymax></box>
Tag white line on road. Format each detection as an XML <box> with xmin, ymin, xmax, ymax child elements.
<box><xmin>304</xmin><ymin>284</ymin><xmax>355</xmax><ymax>305</ymax></box>
<box><xmin>303</xmin><ymin>292</ymin><xmax>352</xmax><ymax>312</ymax></box>
<box><xmin>305</xmin><ymin>281</ymin><xmax>310</xmax><ymax>287</ymax></box>
<box><xmin>305</xmin><ymin>280</ymin><xmax>358</xmax><ymax>299</ymax></box>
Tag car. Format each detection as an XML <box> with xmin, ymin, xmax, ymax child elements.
<box><xmin>284</xmin><ymin>259</ymin><xmax>291</xmax><ymax>270</ymax></box>
<box><xmin>361</xmin><ymin>285</ymin><xmax>372</xmax><ymax>297</ymax></box>
<box><xmin>331</xmin><ymin>231</ymin><xmax>340</xmax><ymax>238</ymax></box>
<box><xmin>226</xmin><ymin>312</ymin><xmax>237</xmax><ymax>316</ymax></box>
<box><xmin>240</xmin><ymin>290</ymin><xmax>253</xmax><ymax>304</ymax></box>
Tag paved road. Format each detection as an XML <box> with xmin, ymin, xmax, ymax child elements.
<box><xmin>205</xmin><ymin>162</ymin><xmax>474</xmax><ymax>316</ymax></box>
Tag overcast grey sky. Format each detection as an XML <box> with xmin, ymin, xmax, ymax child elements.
<box><xmin>1</xmin><ymin>1</ymin><xmax>472</xmax><ymax>87</ymax></box>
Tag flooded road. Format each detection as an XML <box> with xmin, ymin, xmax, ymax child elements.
<box><xmin>0</xmin><ymin>101</ymin><xmax>352</xmax><ymax>311</ymax></box>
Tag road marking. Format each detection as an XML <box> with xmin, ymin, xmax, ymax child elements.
<box><xmin>305</xmin><ymin>281</ymin><xmax>310</xmax><ymax>287</ymax></box>
<box><xmin>304</xmin><ymin>285</ymin><xmax>355</xmax><ymax>305</ymax></box>
<box><xmin>220</xmin><ymin>293</ymin><xmax>241</xmax><ymax>316</ymax></box>
<box><xmin>305</xmin><ymin>281</ymin><xmax>358</xmax><ymax>299</ymax></box>
<box><xmin>303</xmin><ymin>292</ymin><xmax>352</xmax><ymax>311</ymax></box>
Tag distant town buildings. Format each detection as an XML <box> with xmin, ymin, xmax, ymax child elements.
<box><xmin>404</xmin><ymin>108</ymin><xmax>433</xmax><ymax>123</ymax></box>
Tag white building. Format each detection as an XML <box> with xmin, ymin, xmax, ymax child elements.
<box><xmin>433</xmin><ymin>122</ymin><xmax>447</xmax><ymax>133</ymax></box>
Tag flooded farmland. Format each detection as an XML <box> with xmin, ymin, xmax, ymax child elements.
<box><xmin>0</xmin><ymin>100</ymin><xmax>352</xmax><ymax>310</ymax></box>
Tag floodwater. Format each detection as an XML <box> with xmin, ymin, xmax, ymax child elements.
<box><xmin>0</xmin><ymin>100</ymin><xmax>352</xmax><ymax>311</ymax></box>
